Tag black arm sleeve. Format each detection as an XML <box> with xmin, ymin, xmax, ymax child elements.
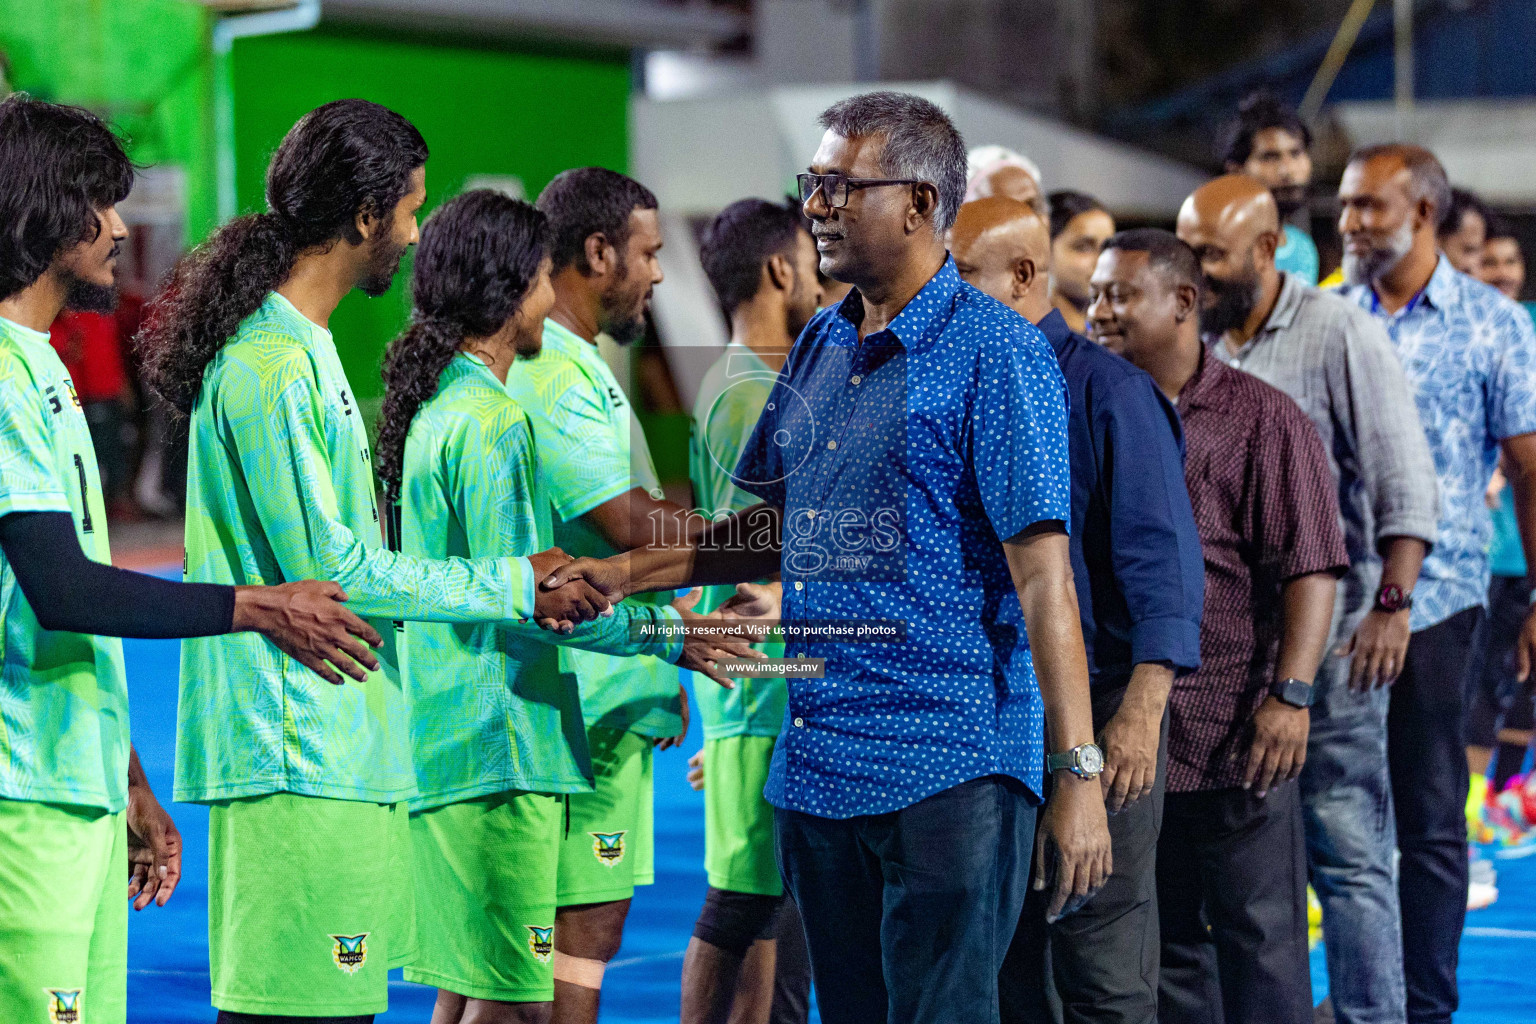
<box><xmin>0</xmin><ymin>511</ymin><xmax>236</xmax><ymax>638</ymax></box>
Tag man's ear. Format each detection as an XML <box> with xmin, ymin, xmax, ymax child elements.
<box><xmin>1173</xmin><ymin>281</ymin><xmax>1200</xmax><ymax>322</ymax></box>
<box><xmin>766</xmin><ymin>252</ymin><xmax>794</xmax><ymax>293</ymax></box>
<box><xmin>1013</xmin><ymin>256</ymin><xmax>1040</xmax><ymax>300</ymax></box>
<box><xmin>1256</xmin><ymin>229</ymin><xmax>1281</xmax><ymax>266</ymax></box>
<box><xmin>583</xmin><ymin>231</ymin><xmax>613</xmax><ymax>278</ymax></box>
<box><xmin>350</xmin><ymin>204</ymin><xmax>375</xmax><ymax>245</ymax></box>
<box><xmin>907</xmin><ymin>183</ymin><xmax>939</xmax><ymax>233</ymax></box>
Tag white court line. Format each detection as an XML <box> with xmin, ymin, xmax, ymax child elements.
<box><xmin>609</xmin><ymin>949</ymin><xmax>687</xmax><ymax>971</ymax></box>
<box><xmin>1464</xmin><ymin>927</ymin><xmax>1536</xmax><ymax>939</ymax></box>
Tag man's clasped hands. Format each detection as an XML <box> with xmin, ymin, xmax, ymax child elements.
<box><xmin>525</xmin><ymin>546</ymin><xmax>779</xmax><ymax>689</ymax></box>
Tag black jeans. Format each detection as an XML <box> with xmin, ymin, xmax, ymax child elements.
<box><xmin>1466</xmin><ymin>577</ymin><xmax>1535</xmax><ymax>790</ymax></box>
<box><xmin>775</xmin><ymin>775</ymin><xmax>1037</xmax><ymax>1024</ymax></box>
<box><xmin>1155</xmin><ymin>781</ymin><xmax>1312</xmax><ymax>1024</ymax></box>
<box><xmin>999</xmin><ymin>693</ymin><xmax>1167</xmax><ymax>1024</ymax></box>
<box><xmin>1390</xmin><ymin>606</ymin><xmax>1483</xmax><ymax>1024</ymax></box>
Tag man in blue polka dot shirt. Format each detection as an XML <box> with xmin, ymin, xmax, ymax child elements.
<box><xmin>546</xmin><ymin>90</ymin><xmax>1111</xmax><ymax>1024</ymax></box>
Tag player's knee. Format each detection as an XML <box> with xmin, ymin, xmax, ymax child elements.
<box><xmin>554</xmin><ymin>900</ymin><xmax>631</xmax><ymax>962</ymax></box>
<box><xmin>692</xmin><ymin>887</ymin><xmax>784</xmax><ymax>959</ymax></box>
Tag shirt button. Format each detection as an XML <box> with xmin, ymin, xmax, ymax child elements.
<box><xmin>794</xmin><ymin>581</ymin><xmax>804</xmax><ymax>590</ymax></box>
<box><xmin>850</xmin><ymin>375</ymin><xmax>862</xmax><ymax>385</ymax></box>
<box><xmin>793</xmin><ymin>717</ymin><xmax>805</xmax><ymax>728</ymax></box>
<box><xmin>828</xmin><ymin>440</ymin><xmax>838</xmax><ymax>450</ymax></box>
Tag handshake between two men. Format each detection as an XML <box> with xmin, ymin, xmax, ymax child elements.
<box><xmin>524</xmin><ymin>543</ymin><xmax>777</xmax><ymax>691</ymax></box>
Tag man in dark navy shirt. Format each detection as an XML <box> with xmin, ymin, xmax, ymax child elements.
<box><xmin>953</xmin><ymin>197</ymin><xmax>1205</xmax><ymax>1024</ymax></box>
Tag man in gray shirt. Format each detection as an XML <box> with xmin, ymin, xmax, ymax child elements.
<box><xmin>1178</xmin><ymin>174</ymin><xmax>1439</xmax><ymax>1024</ymax></box>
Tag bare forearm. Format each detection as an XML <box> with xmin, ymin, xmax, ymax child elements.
<box><xmin>1378</xmin><ymin>535</ymin><xmax>1427</xmax><ymax>591</ymax></box>
<box><xmin>1004</xmin><ymin>530</ymin><xmax>1095</xmax><ymax>752</ymax></box>
<box><xmin>622</xmin><ymin>504</ymin><xmax>783</xmax><ymax>596</ymax></box>
<box><xmin>1275</xmin><ymin>573</ymin><xmax>1337</xmax><ymax>683</ymax></box>
<box><xmin>1119</xmin><ymin>662</ymin><xmax>1174</xmax><ymax>720</ymax></box>
<box><xmin>128</xmin><ymin>746</ymin><xmax>149</xmax><ymax>790</ymax></box>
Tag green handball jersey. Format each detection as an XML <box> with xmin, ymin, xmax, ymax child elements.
<box><xmin>504</xmin><ymin>319</ymin><xmax>680</xmax><ymax>738</ymax></box>
<box><xmin>398</xmin><ymin>354</ymin><xmax>683</xmax><ymax>811</ymax></box>
<box><xmin>0</xmin><ymin>316</ymin><xmax>127</xmax><ymax>811</ymax></box>
<box><xmin>688</xmin><ymin>343</ymin><xmax>785</xmax><ymax>740</ymax></box>
<box><xmin>177</xmin><ymin>293</ymin><xmax>537</xmax><ymax>805</ymax></box>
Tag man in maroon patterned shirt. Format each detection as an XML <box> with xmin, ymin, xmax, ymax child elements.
<box><xmin>1088</xmin><ymin>229</ymin><xmax>1348</xmax><ymax>1024</ymax></box>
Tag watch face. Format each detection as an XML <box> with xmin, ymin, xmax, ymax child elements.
<box><xmin>1078</xmin><ymin>744</ymin><xmax>1104</xmax><ymax>775</ymax></box>
<box><xmin>1378</xmin><ymin>584</ymin><xmax>1405</xmax><ymax>610</ymax></box>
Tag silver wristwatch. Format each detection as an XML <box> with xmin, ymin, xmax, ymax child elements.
<box><xmin>1045</xmin><ymin>742</ymin><xmax>1105</xmax><ymax>780</ymax></box>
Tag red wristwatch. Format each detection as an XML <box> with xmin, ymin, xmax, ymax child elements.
<box><xmin>1374</xmin><ymin>583</ymin><xmax>1413</xmax><ymax>613</ymax></box>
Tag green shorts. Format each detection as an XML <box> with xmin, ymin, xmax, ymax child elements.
<box><xmin>557</xmin><ymin>726</ymin><xmax>654</xmax><ymax>905</ymax></box>
<box><xmin>0</xmin><ymin>800</ymin><xmax>126</xmax><ymax>1024</ymax></box>
<box><xmin>406</xmin><ymin>791</ymin><xmax>561</xmax><ymax>1002</ymax></box>
<box><xmin>207</xmin><ymin>793</ymin><xmax>414</xmax><ymax>1017</ymax></box>
<box><xmin>703</xmin><ymin>735</ymin><xmax>782</xmax><ymax>896</ymax></box>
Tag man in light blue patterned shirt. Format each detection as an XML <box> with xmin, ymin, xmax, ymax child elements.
<box><xmin>1338</xmin><ymin>143</ymin><xmax>1536</xmax><ymax>1024</ymax></box>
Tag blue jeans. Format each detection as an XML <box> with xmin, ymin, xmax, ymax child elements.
<box><xmin>1300</xmin><ymin>596</ymin><xmax>1407</xmax><ymax>1024</ymax></box>
<box><xmin>775</xmin><ymin>775</ymin><xmax>1037</xmax><ymax>1024</ymax></box>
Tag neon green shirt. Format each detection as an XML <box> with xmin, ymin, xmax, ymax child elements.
<box><xmin>398</xmin><ymin>354</ymin><xmax>683</xmax><ymax>811</ymax></box>
<box><xmin>688</xmin><ymin>343</ymin><xmax>786</xmax><ymax>740</ymax></box>
<box><xmin>0</xmin><ymin>316</ymin><xmax>127</xmax><ymax>811</ymax></box>
<box><xmin>176</xmin><ymin>293</ymin><xmax>537</xmax><ymax>805</ymax></box>
<box><xmin>503</xmin><ymin>319</ymin><xmax>681</xmax><ymax>737</ymax></box>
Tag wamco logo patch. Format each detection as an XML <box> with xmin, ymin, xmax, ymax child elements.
<box><xmin>526</xmin><ymin>925</ymin><xmax>554</xmax><ymax>963</ymax></box>
<box><xmin>590</xmin><ymin>830</ymin><xmax>627</xmax><ymax>867</ymax></box>
<box><xmin>330</xmin><ymin>933</ymin><xmax>369</xmax><ymax>974</ymax></box>
<box><xmin>44</xmin><ymin>988</ymin><xmax>82</xmax><ymax>1024</ymax></box>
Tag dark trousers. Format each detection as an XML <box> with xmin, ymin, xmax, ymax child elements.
<box><xmin>770</xmin><ymin>897</ymin><xmax>811</xmax><ymax>1024</ymax></box>
<box><xmin>1390</xmin><ymin>606</ymin><xmax>1483</xmax><ymax>1024</ymax></box>
<box><xmin>1155</xmin><ymin>780</ymin><xmax>1312</xmax><ymax>1024</ymax></box>
<box><xmin>1466</xmin><ymin>578</ymin><xmax>1534</xmax><ymax>790</ymax></box>
<box><xmin>775</xmin><ymin>775</ymin><xmax>1037</xmax><ymax>1024</ymax></box>
<box><xmin>999</xmin><ymin>698</ymin><xmax>1168</xmax><ymax>1024</ymax></box>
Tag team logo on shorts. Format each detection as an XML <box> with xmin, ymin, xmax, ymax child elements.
<box><xmin>526</xmin><ymin>925</ymin><xmax>554</xmax><ymax>963</ymax></box>
<box><xmin>44</xmin><ymin>988</ymin><xmax>82</xmax><ymax>1024</ymax></box>
<box><xmin>590</xmin><ymin>830</ymin><xmax>627</xmax><ymax>867</ymax></box>
<box><xmin>330</xmin><ymin>933</ymin><xmax>369</xmax><ymax>974</ymax></box>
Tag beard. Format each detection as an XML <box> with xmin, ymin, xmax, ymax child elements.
<box><xmin>1342</xmin><ymin>219</ymin><xmax>1414</xmax><ymax>286</ymax></box>
<box><xmin>1270</xmin><ymin>183</ymin><xmax>1309</xmax><ymax>218</ymax></box>
<box><xmin>62</xmin><ymin>244</ymin><xmax>120</xmax><ymax>313</ymax></box>
<box><xmin>1200</xmin><ymin>261</ymin><xmax>1262</xmax><ymax>337</ymax></box>
<box><xmin>599</xmin><ymin>259</ymin><xmax>651</xmax><ymax>346</ymax></box>
<box><xmin>64</xmin><ymin>275</ymin><xmax>118</xmax><ymax>313</ymax></box>
<box><xmin>359</xmin><ymin>235</ymin><xmax>409</xmax><ymax>297</ymax></box>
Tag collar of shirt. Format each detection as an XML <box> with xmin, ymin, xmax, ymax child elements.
<box><xmin>1358</xmin><ymin>254</ymin><xmax>1453</xmax><ymax>320</ymax></box>
<box><xmin>1035</xmin><ymin>307</ymin><xmax>1074</xmax><ymax>355</ymax></box>
<box><xmin>721</xmin><ymin>340</ymin><xmax>775</xmax><ymax>378</ymax></box>
<box><xmin>1175</xmin><ymin>343</ymin><xmax>1230</xmax><ymax>416</ymax></box>
<box><xmin>540</xmin><ymin>315</ymin><xmax>599</xmax><ymax>363</ymax></box>
<box><xmin>831</xmin><ymin>255</ymin><xmax>963</xmax><ymax>353</ymax></box>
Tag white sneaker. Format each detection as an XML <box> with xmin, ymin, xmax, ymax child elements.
<box><xmin>1467</xmin><ymin>879</ymin><xmax>1499</xmax><ymax>911</ymax></box>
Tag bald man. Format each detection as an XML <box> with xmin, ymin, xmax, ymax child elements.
<box><xmin>955</xmin><ymin>198</ymin><xmax>1205</xmax><ymax>1024</ymax></box>
<box><xmin>964</xmin><ymin>146</ymin><xmax>1046</xmax><ymax>216</ymax></box>
<box><xmin>1178</xmin><ymin>174</ymin><xmax>1439</xmax><ymax>1024</ymax></box>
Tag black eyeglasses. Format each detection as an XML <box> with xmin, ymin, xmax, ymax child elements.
<box><xmin>797</xmin><ymin>172</ymin><xmax>929</xmax><ymax>209</ymax></box>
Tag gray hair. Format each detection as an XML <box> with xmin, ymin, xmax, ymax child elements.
<box><xmin>1349</xmin><ymin>143</ymin><xmax>1451</xmax><ymax>221</ymax></box>
<box><xmin>818</xmin><ymin>91</ymin><xmax>968</xmax><ymax>233</ymax></box>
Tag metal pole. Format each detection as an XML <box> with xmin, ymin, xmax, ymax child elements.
<box><xmin>1394</xmin><ymin>0</ymin><xmax>1415</xmax><ymax>140</ymax></box>
<box><xmin>1299</xmin><ymin>0</ymin><xmax>1377</xmax><ymax>124</ymax></box>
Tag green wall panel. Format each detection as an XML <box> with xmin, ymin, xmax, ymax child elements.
<box><xmin>229</xmin><ymin>28</ymin><xmax>632</xmax><ymax>405</ymax></box>
<box><xmin>0</xmin><ymin>0</ymin><xmax>218</xmax><ymax>240</ymax></box>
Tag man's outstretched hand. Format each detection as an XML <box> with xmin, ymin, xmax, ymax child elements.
<box><xmin>234</xmin><ymin>581</ymin><xmax>383</xmax><ymax>685</ymax></box>
<box><xmin>672</xmin><ymin>587</ymin><xmax>766</xmax><ymax>688</ymax></box>
<box><xmin>527</xmin><ymin>546</ymin><xmax>614</xmax><ymax>632</ymax></box>
<box><xmin>716</xmin><ymin>581</ymin><xmax>782</xmax><ymax>625</ymax></box>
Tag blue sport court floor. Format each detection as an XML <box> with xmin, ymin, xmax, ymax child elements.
<box><xmin>121</xmin><ymin>630</ymin><xmax>1536</xmax><ymax>1022</ymax></box>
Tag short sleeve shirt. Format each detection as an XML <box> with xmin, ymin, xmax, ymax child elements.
<box><xmin>734</xmin><ymin>256</ymin><xmax>1073</xmax><ymax>818</ymax></box>
<box><xmin>1339</xmin><ymin>257</ymin><xmax>1536</xmax><ymax>630</ymax></box>
<box><xmin>1170</xmin><ymin>351</ymin><xmax>1348</xmax><ymax>793</ymax></box>
<box><xmin>1274</xmin><ymin>224</ymin><xmax>1320</xmax><ymax>285</ymax></box>
<box><xmin>0</xmin><ymin>315</ymin><xmax>128</xmax><ymax>812</ymax></box>
<box><xmin>398</xmin><ymin>355</ymin><xmax>681</xmax><ymax>810</ymax></box>
<box><xmin>178</xmin><ymin>293</ymin><xmax>532</xmax><ymax>805</ymax></box>
<box><xmin>688</xmin><ymin>343</ymin><xmax>787</xmax><ymax>740</ymax></box>
<box><xmin>503</xmin><ymin>319</ymin><xmax>681</xmax><ymax>738</ymax></box>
